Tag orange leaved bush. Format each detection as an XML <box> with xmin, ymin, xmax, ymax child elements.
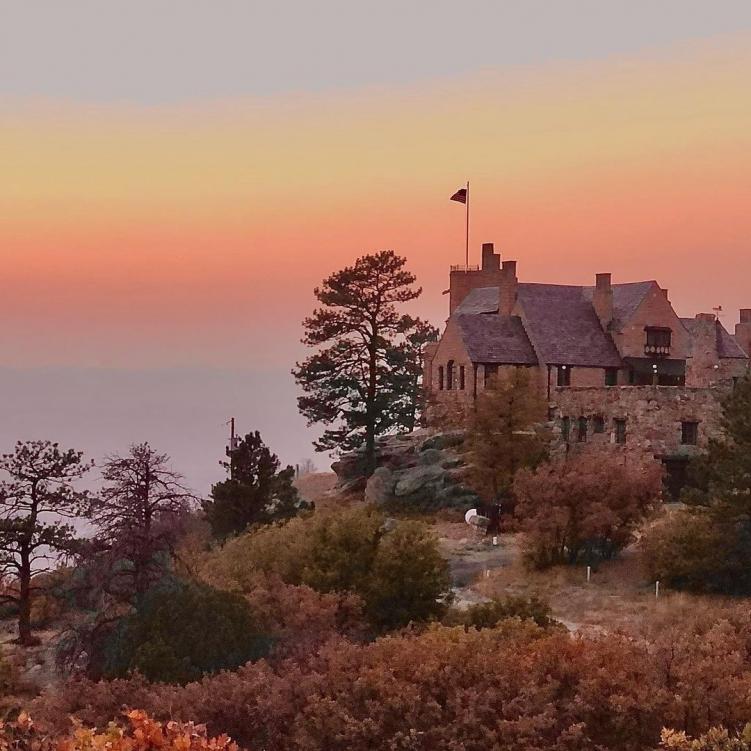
<box><xmin>0</xmin><ymin>710</ymin><xmax>241</xmax><ymax>751</ymax></box>
<box><xmin>515</xmin><ymin>451</ymin><xmax>662</xmax><ymax>568</ymax></box>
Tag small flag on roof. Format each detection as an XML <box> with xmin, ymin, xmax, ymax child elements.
<box><xmin>450</xmin><ymin>187</ymin><xmax>467</xmax><ymax>204</ymax></box>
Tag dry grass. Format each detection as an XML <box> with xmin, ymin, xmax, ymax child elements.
<box><xmin>437</xmin><ymin>527</ymin><xmax>740</xmax><ymax>634</ymax></box>
<box><xmin>293</xmin><ymin>472</ymin><xmax>363</xmax><ymax>512</ymax></box>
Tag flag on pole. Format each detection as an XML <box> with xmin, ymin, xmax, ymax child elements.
<box><xmin>450</xmin><ymin>187</ymin><xmax>467</xmax><ymax>204</ymax></box>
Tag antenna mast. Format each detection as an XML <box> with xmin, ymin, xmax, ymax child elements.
<box><xmin>226</xmin><ymin>417</ymin><xmax>237</xmax><ymax>479</ymax></box>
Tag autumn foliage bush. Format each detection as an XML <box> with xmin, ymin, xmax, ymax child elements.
<box><xmin>206</xmin><ymin>506</ymin><xmax>451</xmax><ymax>631</ymax></box>
<box><xmin>514</xmin><ymin>451</ymin><xmax>662</xmax><ymax>568</ymax></box>
<box><xmin>30</xmin><ymin>606</ymin><xmax>751</xmax><ymax>751</ymax></box>
<box><xmin>442</xmin><ymin>595</ymin><xmax>557</xmax><ymax>630</ymax></box>
<box><xmin>1</xmin><ymin>710</ymin><xmax>240</xmax><ymax>751</ymax></box>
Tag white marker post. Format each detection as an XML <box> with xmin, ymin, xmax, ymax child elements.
<box><xmin>655</xmin><ymin>580</ymin><xmax>660</xmax><ymax>599</ymax></box>
<box><xmin>586</xmin><ymin>566</ymin><xmax>591</xmax><ymax>583</ymax></box>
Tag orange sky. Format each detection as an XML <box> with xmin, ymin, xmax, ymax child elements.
<box><xmin>3</xmin><ymin>35</ymin><xmax>751</xmax><ymax>369</ymax></box>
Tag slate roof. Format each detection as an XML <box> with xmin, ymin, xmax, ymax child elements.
<box><xmin>680</xmin><ymin>318</ymin><xmax>748</xmax><ymax>359</ymax></box>
<box><xmin>516</xmin><ymin>283</ymin><xmax>623</xmax><ymax>367</ymax></box>
<box><xmin>610</xmin><ymin>281</ymin><xmax>654</xmax><ymax>331</ymax></box>
<box><xmin>455</xmin><ymin>313</ymin><xmax>537</xmax><ymax>365</ymax></box>
<box><xmin>451</xmin><ymin>280</ymin><xmax>748</xmax><ymax>368</ymax></box>
<box><xmin>455</xmin><ymin>287</ymin><xmax>499</xmax><ymax>314</ymax></box>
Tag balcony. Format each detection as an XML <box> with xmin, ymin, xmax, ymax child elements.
<box><xmin>644</xmin><ymin>344</ymin><xmax>671</xmax><ymax>357</ymax></box>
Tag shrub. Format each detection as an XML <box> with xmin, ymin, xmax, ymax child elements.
<box><xmin>206</xmin><ymin>507</ymin><xmax>450</xmax><ymax>631</ymax></box>
<box><xmin>239</xmin><ymin>572</ymin><xmax>367</xmax><ymax>657</ymax></box>
<box><xmin>659</xmin><ymin>726</ymin><xmax>751</xmax><ymax>750</ymax></box>
<box><xmin>94</xmin><ymin>579</ymin><xmax>270</xmax><ymax>684</ymax></box>
<box><xmin>31</xmin><ymin>607</ymin><xmax>751</xmax><ymax>751</ymax></box>
<box><xmin>642</xmin><ymin>508</ymin><xmax>751</xmax><ymax>594</ymax></box>
<box><xmin>3</xmin><ymin>710</ymin><xmax>239</xmax><ymax>751</ymax></box>
<box><xmin>364</xmin><ymin>521</ymin><xmax>452</xmax><ymax>630</ymax></box>
<box><xmin>443</xmin><ymin>595</ymin><xmax>557</xmax><ymax>629</ymax></box>
<box><xmin>515</xmin><ymin>452</ymin><xmax>662</xmax><ymax>568</ymax></box>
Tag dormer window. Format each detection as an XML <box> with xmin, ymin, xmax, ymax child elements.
<box><xmin>645</xmin><ymin>327</ymin><xmax>672</xmax><ymax>356</ymax></box>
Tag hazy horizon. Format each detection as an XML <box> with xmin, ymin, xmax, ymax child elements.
<box><xmin>3</xmin><ymin>1</ymin><xmax>751</xmax><ymax>468</ymax></box>
<box><xmin>0</xmin><ymin>366</ymin><xmax>325</xmax><ymax>497</ymax></box>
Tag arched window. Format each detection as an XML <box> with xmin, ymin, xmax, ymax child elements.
<box><xmin>446</xmin><ymin>360</ymin><xmax>454</xmax><ymax>390</ymax></box>
<box><xmin>438</xmin><ymin>366</ymin><xmax>444</xmax><ymax>390</ymax></box>
<box><xmin>459</xmin><ymin>365</ymin><xmax>466</xmax><ymax>390</ymax></box>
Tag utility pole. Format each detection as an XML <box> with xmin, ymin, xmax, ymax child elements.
<box><xmin>226</xmin><ymin>417</ymin><xmax>237</xmax><ymax>479</ymax></box>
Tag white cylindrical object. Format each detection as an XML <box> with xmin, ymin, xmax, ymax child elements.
<box><xmin>587</xmin><ymin>566</ymin><xmax>591</xmax><ymax>583</ymax></box>
<box><xmin>492</xmin><ymin>536</ymin><xmax>498</xmax><ymax>546</ymax></box>
<box><xmin>655</xmin><ymin>581</ymin><xmax>660</xmax><ymax>599</ymax></box>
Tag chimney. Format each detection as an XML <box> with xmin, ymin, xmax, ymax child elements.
<box><xmin>736</xmin><ymin>309</ymin><xmax>751</xmax><ymax>358</ymax></box>
<box><xmin>499</xmin><ymin>260</ymin><xmax>518</xmax><ymax>316</ymax></box>
<box><xmin>481</xmin><ymin>242</ymin><xmax>500</xmax><ymax>271</ymax></box>
<box><xmin>593</xmin><ymin>273</ymin><xmax>613</xmax><ymax>329</ymax></box>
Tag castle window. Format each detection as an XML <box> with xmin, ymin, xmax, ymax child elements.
<box><xmin>446</xmin><ymin>360</ymin><xmax>454</xmax><ymax>390</ymax></box>
<box><xmin>614</xmin><ymin>418</ymin><xmax>627</xmax><ymax>444</ymax></box>
<box><xmin>645</xmin><ymin>327</ymin><xmax>672</xmax><ymax>355</ymax></box>
<box><xmin>561</xmin><ymin>417</ymin><xmax>570</xmax><ymax>442</ymax></box>
<box><xmin>605</xmin><ymin>368</ymin><xmax>618</xmax><ymax>386</ymax></box>
<box><xmin>459</xmin><ymin>365</ymin><xmax>466</xmax><ymax>390</ymax></box>
<box><xmin>557</xmin><ymin>365</ymin><xmax>571</xmax><ymax>387</ymax></box>
<box><xmin>577</xmin><ymin>417</ymin><xmax>588</xmax><ymax>442</ymax></box>
<box><xmin>681</xmin><ymin>421</ymin><xmax>699</xmax><ymax>446</ymax></box>
<box><xmin>438</xmin><ymin>366</ymin><xmax>444</xmax><ymax>390</ymax></box>
<box><xmin>593</xmin><ymin>416</ymin><xmax>605</xmax><ymax>434</ymax></box>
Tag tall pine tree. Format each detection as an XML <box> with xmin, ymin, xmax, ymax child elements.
<box><xmin>293</xmin><ymin>251</ymin><xmax>435</xmax><ymax>474</ymax></box>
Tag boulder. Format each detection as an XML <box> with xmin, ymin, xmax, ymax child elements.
<box><xmin>331</xmin><ymin>450</ymin><xmax>367</xmax><ymax>482</ymax></box>
<box><xmin>331</xmin><ymin>430</ymin><xmax>474</xmax><ymax>510</ymax></box>
<box><xmin>394</xmin><ymin>465</ymin><xmax>445</xmax><ymax>497</ymax></box>
<box><xmin>364</xmin><ymin>467</ymin><xmax>395</xmax><ymax>505</ymax></box>
<box><xmin>418</xmin><ymin>448</ymin><xmax>443</xmax><ymax>466</ymax></box>
<box><xmin>419</xmin><ymin>431</ymin><xmax>464</xmax><ymax>452</ymax></box>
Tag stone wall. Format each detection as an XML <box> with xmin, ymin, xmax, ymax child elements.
<box><xmin>551</xmin><ymin>385</ymin><xmax>727</xmax><ymax>459</ymax></box>
<box><xmin>685</xmin><ymin>314</ymin><xmax>749</xmax><ymax>387</ymax></box>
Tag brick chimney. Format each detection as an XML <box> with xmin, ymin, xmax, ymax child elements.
<box><xmin>593</xmin><ymin>273</ymin><xmax>613</xmax><ymax>329</ymax></box>
<box><xmin>499</xmin><ymin>260</ymin><xmax>518</xmax><ymax>316</ymax></box>
<box><xmin>481</xmin><ymin>242</ymin><xmax>500</xmax><ymax>271</ymax></box>
<box><xmin>736</xmin><ymin>309</ymin><xmax>751</xmax><ymax>358</ymax></box>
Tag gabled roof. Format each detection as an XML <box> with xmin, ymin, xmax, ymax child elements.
<box><xmin>680</xmin><ymin>317</ymin><xmax>748</xmax><ymax>360</ymax></box>
<box><xmin>455</xmin><ymin>313</ymin><xmax>537</xmax><ymax>365</ymax></box>
<box><xmin>610</xmin><ymin>281</ymin><xmax>655</xmax><ymax>331</ymax></box>
<box><xmin>516</xmin><ymin>283</ymin><xmax>623</xmax><ymax>367</ymax></box>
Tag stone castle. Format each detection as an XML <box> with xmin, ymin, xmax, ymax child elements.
<box><xmin>423</xmin><ymin>243</ymin><xmax>750</xmax><ymax>497</ymax></box>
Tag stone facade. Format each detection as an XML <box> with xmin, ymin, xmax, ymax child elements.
<box><xmin>425</xmin><ymin>242</ymin><xmax>749</xmax><ymax>494</ymax></box>
<box><xmin>552</xmin><ymin>385</ymin><xmax>725</xmax><ymax>458</ymax></box>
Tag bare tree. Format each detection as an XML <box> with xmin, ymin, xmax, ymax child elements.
<box><xmin>91</xmin><ymin>443</ymin><xmax>195</xmax><ymax>601</ymax></box>
<box><xmin>0</xmin><ymin>441</ymin><xmax>92</xmax><ymax>645</ymax></box>
<box><xmin>297</xmin><ymin>458</ymin><xmax>317</xmax><ymax>477</ymax></box>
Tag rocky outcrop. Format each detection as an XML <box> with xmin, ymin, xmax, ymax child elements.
<box><xmin>333</xmin><ymin>430</ymin><xmax>480</xmax><ymax>510</ymax></box>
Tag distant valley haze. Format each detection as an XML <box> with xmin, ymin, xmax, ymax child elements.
<box><xmin>3</xmin><ymin>0</ymin><xmax>751</xmax><ymax>485</ymax></box>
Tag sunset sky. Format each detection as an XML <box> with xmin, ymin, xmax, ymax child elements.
<box><xmin>2</xmin><ymin>1</ymin><xmax>751</xmax><ymax>489</ymax></box>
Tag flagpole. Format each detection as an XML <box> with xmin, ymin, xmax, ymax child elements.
<box><xmin>465</xmin><ymin>180</ymin><xmax>470</xmax><ymax>269</ymax></box>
